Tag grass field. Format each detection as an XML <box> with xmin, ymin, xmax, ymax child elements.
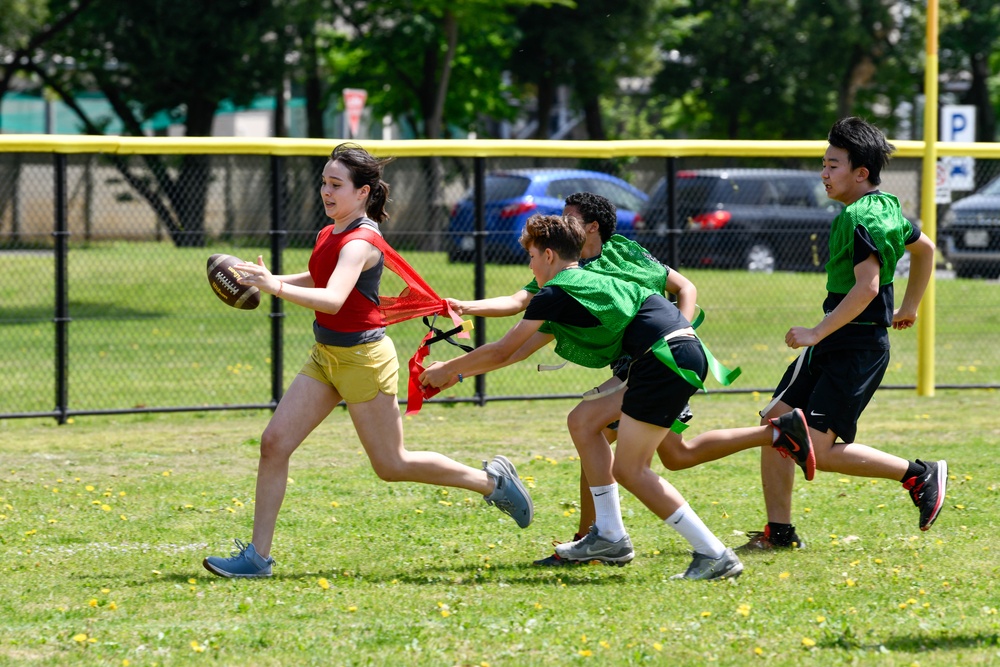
<box><xmin>2</xmin><ymin>242</ymin><xmax>999</xmax><ymax>417</ymax></box>
<box><xmin>1</xmin><ymin>389</ymin><xmax>998</xmax><ymax>666</ymax></box>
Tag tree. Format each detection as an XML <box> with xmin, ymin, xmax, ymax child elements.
<box><xmin>28</xmin><ymin>0</ymin><xmax>287</xmax><ymax>246</ymax></box>
<box><xmin>940</xmin><ymin>0</ymin><xmax>1000</xmax><ymax>142</ymax></box>
<box><xmin>649</xmin><ymin>0</ymin><xmax>922</xmax><ymax>139</ymax></box>
<box><xmin>509</xmin><ymin>0</ymin><xmax>661</xmax><ymax>140</ymax></box>
<box><xmin>320</xmin><ymin>0</ymin><xmax>566</xmax><ymax>249</ymax></box>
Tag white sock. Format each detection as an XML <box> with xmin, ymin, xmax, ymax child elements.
<box><xmin>591</xmin><ymin>484</ymin><xmax>627</xmax><ymax>542</ymax></box>
<box><xmin>665</xmin><ymin>503</ymin><xmax>725</xmax><ymax>559</ymax></box>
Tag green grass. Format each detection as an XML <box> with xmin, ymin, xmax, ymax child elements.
<box><xmin>2</xmin><ymin>241</ymin><xmax>998</xmax><ymax>416</ymax></box>
<box><xmin>1</xmin><ymin>390</ymin><xmax>998</xmax><ymax>666</ymax></box>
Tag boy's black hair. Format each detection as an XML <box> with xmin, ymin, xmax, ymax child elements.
<box><xmin>827</xmin><ymin>117</ymin><xmax>895</xmax><ymax>186</ymax></box>
<box><xmin>519</xmin><ymin>214</ymin><xmax>587</xmax><ymax>261</ymax></box>
<box><xmin>564</xmin><ymin>192</ymin><xmax>617</xmax><ymax>243</ymax></box>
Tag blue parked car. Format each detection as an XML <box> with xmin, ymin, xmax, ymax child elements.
<box><xmin>447</xmin><ymin>169</ymin><xmax>649</xmax><ymax>262</ymax></box>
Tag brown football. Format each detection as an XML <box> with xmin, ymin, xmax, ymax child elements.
<box><xmin>207</xmin><ymin>254</ymin><xmax>261</xmax><ymax>310</ymax></box>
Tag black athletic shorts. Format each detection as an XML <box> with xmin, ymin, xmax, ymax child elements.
<box><xmin>770</xmin><ymin>346</ymin><xmax>889</xmax><ymax>443</ymax></box>
<box><xmin>620</xmin><ymin>337</ymin><xmax>705</xmax><ymax>429</ymax></box>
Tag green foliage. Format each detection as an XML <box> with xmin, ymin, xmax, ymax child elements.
<box><xmin>649</xmin><ymin>0</ymin><xmax>924</xmax><ymax>139</ymax></box>
<box><xmin>0</xmin><ymin>390</ymin><xmax>997</xmax><ymax>665</ymax></box>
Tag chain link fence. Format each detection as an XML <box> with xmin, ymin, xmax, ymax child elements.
<box><xmin>2</xmin><ymin>141</ymin><xmax>998</xmax><ymax>422</ymax></box>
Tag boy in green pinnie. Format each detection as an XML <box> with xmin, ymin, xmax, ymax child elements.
<box><xmin>421</xmin><ymin>214</ymin><xmax>807</xmax><ymax>580</ymax></box>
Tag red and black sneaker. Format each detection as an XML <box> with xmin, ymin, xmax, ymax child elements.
<box><xmin>533</xmin><ymin>533</ymin><xmax>585</xmax><ymax>567</ymax></box>
<box><xmin>736</xmin><ymin>525</ymin><xmax>806</xmax><ymax>553</ymax></box>
<box><xmin>903</xmin><ymin>459</ymin><xmax>948</xmax><ymax>531</ymax></box>
<box><xmin>769</xmin><ymin>408</ymin><xmax>816</xmax><ymax>481</ymax></box>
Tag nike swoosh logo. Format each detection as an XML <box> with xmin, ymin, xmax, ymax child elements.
<box><xmin>810</xmin><ymin>410</ymin><xmax>825</xmax><ymax>417</ymax></box>
<box><xmin>594</xmin><ymin>492</ymin><xmax>609</xmax><ymax>497</ymax></box>
<box><xmin>785</xmin><ymin>440</ymin><xmax>801</xmax><ymax>452</ymax></box>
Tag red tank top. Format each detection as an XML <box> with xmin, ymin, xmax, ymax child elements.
<box><xmin>309</xmin><ymin>224</ymin><xmax>386</xmax><ymax>333</ymax></box>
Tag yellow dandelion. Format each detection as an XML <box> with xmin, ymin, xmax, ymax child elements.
<box><xmin>440</xmin><ymin>610</ymin><xmax>451</xmax><ymax>618</ymax></box>
<box><xmin>162</xmin><ymin>471</ymin><xmax>171</xmax><ymax>477</ymax></box>
<box><xmin>347</xmin><ymin>605</ymin><xmax>358</xmax><ymax>612</ymax></box>
<box><xmin>754</xmin><ymin>647</ymin><xmax>764</xmax><ymax>655</ymax></box>
<box><xmin>899</xmin><ymin>603</ymin><xmax>908</xmax><ymax>609</ymax></box>
<box><xmin>875</xmin><ymin>558</ymin><xmax>883</xmax><ymax>564</ymax></box>
<box><xmin>737</xmin><ymin>604</ymin><xmax>751</xmax><ymax>617</ymax></box>
<box><xmin>100</xmin><ymin>504</ymin><xmax>111</xmax><ymax>512</ymax></box>
<box><xmin>802</xmin><ymin>637</ymin><xmax>816</xmax><ymax>647</ymax></box>
<box><xmin>815</xmin><ymin>615</ymin><xmax>825</xmax><ymax>623</ymax></box>
<box><xmin>534</xmin><ymin>602</ymin><xmax>543</xmax><ymax>610</ymax></box>
<box><xmin>88</xmin><ymin>599</ymin><xmax>98</xmax><ymax>607</ymax></box>
<box><xmin>653</xmin><ymin>642</ymin><xmax>663</xmax><ymax>651</ymax></box>
<box><xmin>414</xmin><ymin>509</ymin><xmax>424</xmax><ymax>514</ymax></box>
<box><xmin>779</xmin><ymin>571</ymin><xmax>790</xmax><ymax>579</ymax></box>
<box><xmin>190</xmin><ymin>641</ymin><xmax>205</xmax><ymax>653</ymax></box>
<box><xmin>108</xmin><ymin>602</ymin><xmax>117</xmax><ymax>610</ymax></box>
<box><xmin>700</xmin><ymin>611</ymin><xmax>711</xmax><ymax>617</ymax></box>
<box><xmin>578</xmin><ymin>649</ymin><xmax>593</xmax><ymax>657</ymax></box>
<box><xmin>101</xmin><ymin>588</ymin><xmax>110</xmax><ymax>594</ymax></box>
<box><xmin>599</xmin><ymin>640</ymin><xmax>610</xmax><ymax>649</ymax></box>
<box><xmin>318</xmin><ymin>578</ymin><xmax>330</xmax><ymax>590</ymax></box>
<box><xmin>331</xmin><ymin>501</ymin><xmax>340</xmax><ymax>508</ymax></box>
<box><xmin>846</xmin><ymin>578</ymin><xmax>855</xmax><ymax>587</ymax></box>
<box><xmin>72</xmin><ymin>633</ymin><xmax>88</xmax><ymax>643</ymax></box>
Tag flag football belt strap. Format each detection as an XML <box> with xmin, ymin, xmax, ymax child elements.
<box><xmin>422</xmin><ymin>316</ymin><xmax>474</xmax><ymax>353</ymax></box>
<box><xmin>760</xmin><ymin>346</ymin><xmax>813</xmax><ymax>417</ymax></box>
<box><xmin>648</xmin><ymin>328</ymin><xmax>742</xmax><ymax>392</ymax></box>
<box><xmin>538</xmin><ymin>304</ymin><xmax>705</xmax><ymax>375</ymax></box>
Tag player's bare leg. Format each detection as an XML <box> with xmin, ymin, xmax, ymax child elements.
<box><xmin>352</xmin><ymin>392</ymin><xmax>532</xmax><ymax>528</ymax></box>
<box><xmin>252</xmin><ymin>374</ymin><xmax>342</xmax><ymax>557</ymax></box>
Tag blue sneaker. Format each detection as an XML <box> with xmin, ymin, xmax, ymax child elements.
<box><xmin>203</xmin><ymin>539</ymin><xmax>274</xmax><ymax>578</ymax></box>
<box><xmin>483</xmin><ymin>455</ymin><xmax>534</xmax><ymax>528</ymax></box>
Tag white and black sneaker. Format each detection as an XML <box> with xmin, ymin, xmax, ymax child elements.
<box><xmin>554</xmin><ymin>525</ymin><xmax>634</xmax><ymax>566</ymax></box>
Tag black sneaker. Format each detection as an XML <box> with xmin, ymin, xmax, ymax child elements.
<box><xmin>533</xmin><ymin>534</ymin><xmax>585</xmax><ymax>567</ymax></box>
<box><xmin>769</xmin><ymin>408</ymin><xmax>816</xmax><ymax>481</ymax></box>
<box><xmin>735</xmin><ymin>525</ymin><xmax>807</xmax><ymax>552</ymax></box>
<box><xmin>903</xmin><ymin>459</ymin><xmax>948</xmax><ymax>531</ymax></box>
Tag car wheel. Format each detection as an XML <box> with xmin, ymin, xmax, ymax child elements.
<box><xmin>745</xmin><ymin>242</ymin><xmax>776</xmax><ymax>273</ymax></box>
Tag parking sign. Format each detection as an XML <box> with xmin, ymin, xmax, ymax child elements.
<box><xmin>940</xmin><ymin>105</ymin><xmax>976</xmax><ymax>192</ymax></box>
<box><xmin>941</xmin><ymin>105</ymin><xmax>976</xmax><ymax>143</ymax></box>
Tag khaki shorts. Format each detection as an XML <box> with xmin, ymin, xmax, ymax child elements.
<box><xmin>298</xmin><ymin>337</ymin><xmax>399</xmax><ymax>403</ymax></box>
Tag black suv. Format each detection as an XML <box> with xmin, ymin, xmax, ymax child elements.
<box><xmin>636</xmin><ymin>169</ymin><xmax>842</xmax><ymax>272</ymax></box>
<box><xmin>940</xmin><ymin>175</ymin><xmax>1000</xmax><ymax>278</ymax></box>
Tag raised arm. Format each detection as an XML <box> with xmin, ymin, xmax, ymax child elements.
<box><xmin>446</xmin><ymin>289</ymin><xmax>534</xmax><ymax>317</ymax></box>
<box><xmin>420</xmin><ymin>319</ymin><xmax>549</xmax><ymax>388</ymax></box>
<box><xmin>237</xmin><ymin>239</ymin><xmax>373</xmax><ymax>314</ymax></box>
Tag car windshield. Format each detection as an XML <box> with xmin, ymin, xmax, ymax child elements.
<box><xmin>481</xmin><ymin>175</ymin><xmax>531</xmax><ymax>201</ymax></box>
<box><xmin>979</xmin><ymin>177</ymin><xmax>1000</xmax><ymax>196</ymax></box>
<box><xmin>677</xmin><ymin>176</ymin><xmax>768</xmax><ymax>207</ymax></box>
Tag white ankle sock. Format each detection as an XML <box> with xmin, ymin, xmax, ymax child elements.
<box><xmin>591</xmin><ymin>483</ymin><xmax>626</xmax><ymax>542</ymax></box>
<box><xmin>665</xmin><ymin>503</ymin><xmax>725</xmax><ymax>559</ymax></box>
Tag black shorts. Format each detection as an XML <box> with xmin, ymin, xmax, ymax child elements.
<box><xmin>770</xmin><ymin>346</ymin><xmax>889</xmax><ymax>443</ymax></box>
<box><xmin>620</xmin><ymin>338</ymin><xmax>705</xmax><ymax>429</ymax></box>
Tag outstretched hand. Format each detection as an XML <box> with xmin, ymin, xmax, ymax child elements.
<box><xmin>236</xmin><ymin>255</ymin><xmax>281</xmax><ymax>295</ymax></box>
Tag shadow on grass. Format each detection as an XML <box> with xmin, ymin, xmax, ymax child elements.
<box><xmin>821</xmin><ymin>631</ymin><xmax>1000</xmax><ymax>652</ymax></box>
<box><xmin>1</xmin><ymin>300</ymin><xmax>169</xmax><ymax>323</ymax></box>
